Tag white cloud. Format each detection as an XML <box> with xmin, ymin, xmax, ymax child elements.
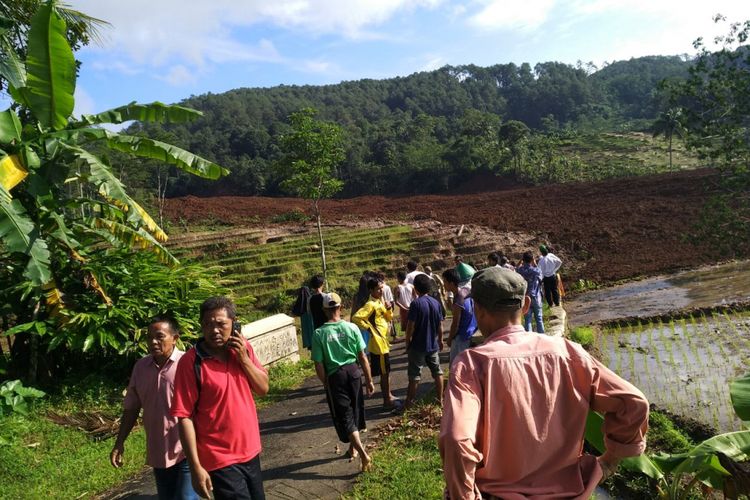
<box><xmin>73</xmin><ymin>86</ymin><xmax>96</xmax><ymax>117</ymax></box>
<box><xmin>467</xmin><ymin>0</ymin><xmax>556</xmax><ymax>31</ymax></box>
<box><xmin>157</xmin><ymin>65</ymin><xmax>197</xmax><ymax>86</ymax></box>
<box><xmin>420</xmin><ymin>56</ymin><xmax>447</xmax><ymax>72</ymax></box>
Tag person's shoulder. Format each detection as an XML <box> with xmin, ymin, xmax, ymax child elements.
<box><xmin>131</xmin><ymin>354</ymin><xmax>154</xmax><ymax>372</ymax></box>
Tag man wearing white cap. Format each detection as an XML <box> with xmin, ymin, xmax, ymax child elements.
<box><xmin>312</xmin><ymin>292</ymin><xmax>375</xmax><ymax>472</ymax></box>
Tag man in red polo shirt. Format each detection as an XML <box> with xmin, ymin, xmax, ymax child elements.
<box><xmin>172</xmin><ymin>297</ymin><xmax>269</xmax><ymax>499</ymax></box>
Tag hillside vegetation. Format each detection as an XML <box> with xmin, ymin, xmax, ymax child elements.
<box><xmin>118</xmin><ymin>56</ymin><xmax>694</xmax><ymax>198</ymax></box>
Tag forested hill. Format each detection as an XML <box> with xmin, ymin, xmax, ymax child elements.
<box><xmin>126</xmin><ymin>55</ymin><xmax>690</xmax><ymax>198</ymax></box>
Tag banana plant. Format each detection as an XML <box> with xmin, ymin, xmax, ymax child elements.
<box><xmin>0</xmin><ymin>1</ymin><xmax>227</xmax><ymax>369</ymax></box>
<box><xmin>586</xmin><ymin>372</ymin><xmax>750</xmax><ymax>499</ymax></box>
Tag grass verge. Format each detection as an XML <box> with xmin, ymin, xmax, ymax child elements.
<box><xmin>348</xmin><ymin>403</ymin><xmax>444</xmax><ymax>500</ymax></box>
<box><xmin>0</xmin><ymin>354</ymin><xmax>315</xmax><ymax>497</ymax></box>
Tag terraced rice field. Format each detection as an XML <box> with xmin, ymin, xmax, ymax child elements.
<box><xmin>596</xmin><ymin>310</ymin><xmax>750</xmax><ymax>432</ymax></box>
<box><xmin>167</xmin><ymin>225</ymin><xmax>449</xmax><ymax>318</ymax></box>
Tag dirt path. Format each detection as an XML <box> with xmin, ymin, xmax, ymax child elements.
<box><xmin>110</xmin><ymin>337</ymin><xmax>446</xmax><ymax>499</ymax></box>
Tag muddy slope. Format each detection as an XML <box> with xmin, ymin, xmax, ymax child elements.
<box><xmin>165</xmin><ymin>168</ymin><xmax>726</xmax><ymax>284</ymax></box>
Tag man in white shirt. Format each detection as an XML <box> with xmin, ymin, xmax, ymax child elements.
<box><xmin>405</xmin><ymin>260</ymin><xmax>426</xmax><ymax>285</ymax></box>
<box><xmin>538</xmin><ymin>245</ymin><xmax>562</xmax><ymax>307</ymax></box>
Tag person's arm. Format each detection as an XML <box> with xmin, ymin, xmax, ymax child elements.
<box><xmin>110</xmin><ymin>408</ymin><xmax>139</xmax><ymax>467</ymax></box>
<box><xmin>352</xmin><ymin>301</ymin><xmax>374</xmax><ymax>332</ymax></box>
<box><xmin>589</xmin><ymin>355</ymin><xmax>649</xmax><ymax>476</ymax></box>
<box><xmin>437</xmin><ymin>315</ymin><xmax>444</xmax><ymax>351</ymax></box>
<box><xmin>357</xmin><ymin>350</ymin><xmax>375</xmax><ymax>396</ymax></box>
<box><xmin>178</xmin><ymin>417</ymin><xmax>213</xmax><ymax>498</ymax></box>
<box><xmin>405</xmin><ymin>320</ymin><xmax>415</xmax><ymax>348</ymax></box>
<box><xmin>228</xmin><ymin>337</ymin><xmax>269</xmax><ymax>396</ymax></box>
<box><xmin>553</xmin><ymin>254</ymin><xmax>563</xmax><ymax>273</ymax></box>
<box><xmin>439</xmin><ymin>359</ymin><xmax>483</xmax><ymax>499</ymax></box>
<box><xmin>448</xmin><ymin>303</ymin><xmax>462</xmax><ymax>347</ymax></box>
<box><xmin>314</xmin><ymin>361</ymin><xmax>327</xmax><ymax>386</ymax></box>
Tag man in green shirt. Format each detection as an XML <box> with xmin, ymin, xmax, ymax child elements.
<box><xmin>312</xmin><ymin>292</ymin><xmax>375</xmax><ymax>472</ymax></box>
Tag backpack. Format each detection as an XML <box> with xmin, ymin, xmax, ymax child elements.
<box><xmin>291</xmin><ymin>286</ymin><xmax>311</xmax><ymax>316</ymax></box>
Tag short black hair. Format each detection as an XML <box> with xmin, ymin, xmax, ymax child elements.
<box><xmin>397</xmin><ymin>270</ymin><xmax>407</xmax><ymax>282</ymax></box>
<box><xmin>523</xmin><ymin>251</ymin><xmax>534</xmax><ymax>263</ymax></box>
<box><xmin>200</xmin><ymin>296</ymin><xmax>237</xmax><ymax>321</ymax></box>
<box><xmin>442</xmin><ymin>268</ymin><xmax>459</xmax><ymax>285</ymax></box>
<box><xmin>367</xmin><ymin>277</ymin><xmax>380</xmax><ymax>291</ymax></box>
<box><xmin>309</xmin><ymin>275</ymin><xmax>324</xmax><ymax>289</ymax></box>
<box><xmin>488</xmin><ymin>252</ymin><xmax>500</xmax><ymax>264</ymax></box>
<box><xmin>406</xmin><ymin>260</ymin><xmax>418</xmax><ymax>272</ymax></box>
<box><xmin>413</xmin><ymin>274</ymin><xmax>432</xmax><ymax>294</ymax></box>
<box><xmin>500</xmin><ymin>256</ymin><xmax>509</xmax><ymax>266</ymax></box>
<box><xmin>375</xmin><ymin>271</ymin><xmax>386</xmax><ymax>281</ymax></box>
<box><xmin>149</xmin><ymin>314</ymin><xmax>180</xmax><ymax>335</ymax></box>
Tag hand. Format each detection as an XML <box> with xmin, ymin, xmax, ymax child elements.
<box><xmin>438</xmin><ymin>339</ymin><xmax>444</xmax><ymax>352</ymax></box>
<box><xmin>191</xmin><ymin>465</ymin><xmax>213</xmax><ymax>499</ymax></box>
<box><xmin>110</xmin><ymin>443</ymin><xmax>124</xmax><ymax>468</ymax></box>
<box><xmin>365</xmin><ymin>380</ymin><xmax>375</xmax><ymax>396</ymax></box>
<box><xmin>597</xmin><ymin>455</ymin><xmax>620</xmax><ymax>483</ymax></box>
<box><xmin>227</xmin><ymin>332</ymin><xmax>249</xmax><ymax>362</ymax></box>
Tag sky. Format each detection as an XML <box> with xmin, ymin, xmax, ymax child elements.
<box><xmin>60</xmin><ymin>0</ymin><xmax>750</xmax><ymax>116</ymax></box>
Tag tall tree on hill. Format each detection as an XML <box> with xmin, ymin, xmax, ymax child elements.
<box><xmin>278</xmin><ymin>108</ymin><xmax>345</xmax><ymax>286</ymax></box>
<box><xmin>652</xmin><ymin>107</ymin><xmax>686</xmax><ymax>169</ymax></box>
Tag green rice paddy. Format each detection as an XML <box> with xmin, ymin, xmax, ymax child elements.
<box><xmin>596</xmin><ymin>310</ymin><xmax>750</xmax><ymax>432</ymax></box>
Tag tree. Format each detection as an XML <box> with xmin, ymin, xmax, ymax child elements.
<box><xmin>0</xmin><ymin>1</ymin><xmax>227</xmax><ymax>381</ymax></box>
<box><xmin>665</xmin><ymin>16</ymin><xmax>750</xmax><ymax>253</ymax></box>
<box><xmin>499</xmin><ymin>120</ymin><xmax>530</xmax><ymax>173</ymax></box>
<box><xmin>652</xmin><ymin>108</ymin><xmax>686</xmax><ymax>169</ymax></box>
<box><xmin>278</xmin><ymin>108</ymin><xmax>344</xmax><ymax>285</ymax></box>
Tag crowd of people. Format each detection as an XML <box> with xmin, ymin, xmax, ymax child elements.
<box><xmin>110</xmin><ymin>244</ymin><xmax>649</xmax><ymax>500</ymax></box>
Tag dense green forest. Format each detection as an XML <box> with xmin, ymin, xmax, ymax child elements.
<box><xmin>119</xmin><ymin>56</ymin><xmax>691</xmax><ymax>198</ymax></box>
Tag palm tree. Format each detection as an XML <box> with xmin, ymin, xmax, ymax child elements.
<box><xmin>652</xmin><ymin>108</ymin><xmax>686</xmax><ymax>170</ymax></box>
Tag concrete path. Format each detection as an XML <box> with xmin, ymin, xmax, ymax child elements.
<box><xmin>109</xmin><ymin>337</ymin><xmax>446</xmax><ymax>500</ymax></box>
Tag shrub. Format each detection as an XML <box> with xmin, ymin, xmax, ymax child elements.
<box><xmin>569</xmin><ymin>326</ymin><xmax>595</xmax><ymax>348</ymax></box>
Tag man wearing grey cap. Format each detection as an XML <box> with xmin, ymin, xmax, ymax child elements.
<box><xmin>439</xmin><ymin>267</ymin><xmax>649</xmax><ymax>499</ymax></box>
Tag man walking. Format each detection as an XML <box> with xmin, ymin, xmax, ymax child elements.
<box><xmin>538</xmin><ymin>244</ymin><xmax>563</xmax><ymax>307</ymax></box>
<box><xmin>404</xmin><ymin>274</ymin><xmax>445</xmax><ymax>409</ymax></box>
<box><xmin>352</xmin><ymin>278</ymin><xmax>400</xmax><ymax>409</ymax></box>
<box><xmin>172</xmin><ymin>297</ymin><xmax>269</xmax><ymax>500</ymax></box>
<box><xmin>111</xmin><ymin>316</ymin><xmax>198</xmax><ymax>499</ymax></box>
<box><xmin>440</xmin><ymin>268</ymin><xmax>649</xmax><ymax>499</ymax></box>
<box><xmin>312</xmin><ymin>292</ymin><xmax>375</xmax><ymax>472</ymax></box>
<box><xmin>442</xmin><ymin>269</ymin><xmax>477</xmax><ymax>363</ymax></box>
<box><xmin>395</xmin><ymin>270</ymin><xmax>414</xmax><ymax>336</ymax></box>
<box><xmin>516</xmin><ymin>251</ymin><xmax>545</xmax><ymax>333</ymax></box>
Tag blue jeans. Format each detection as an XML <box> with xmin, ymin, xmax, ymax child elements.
<box><xmin>524</xmin><ymin>296</ymin><xmax>545</xmax><ymax>333</ymax></box>
<box><xmin>153</xmin><ymin>459</ymin><xmax>199</xmax><ymax>500</ymax></box>
<box><xmin>449</xmin><ymin>336</ymin><xmax>472</xmax><ymax>364</ymax></box>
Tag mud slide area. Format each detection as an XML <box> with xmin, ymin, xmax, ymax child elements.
<box><xmin>165</xmin><ymin>168</ymin><xmax>726</xmax><ymax>286</ymax></box>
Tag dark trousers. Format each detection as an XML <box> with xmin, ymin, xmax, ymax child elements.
<box><xmin>542</xmin><ymin>274</ymin><xmax>560</xmax><ymax>307</ymax></box>
<box><xmin>325</xmin><ymin>363</ymin><xmax>366</xmax><ymax>443</ymax></box>
<box><xmin>153</xmin><ymin>459</ymin><xmax>198</xmax><ymax>500</ymax></box>
<box><xmin>209</xmin><ymin>454</ymin><xmax>265</xmax><ymax>500</ymax></box>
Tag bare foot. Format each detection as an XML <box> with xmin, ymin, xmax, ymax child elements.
<box><xmin>360</xmin><ymin>453</ymin><xmax>372</xmax><ymax>472</ymax></box>
<box><xmin>348</xmin><ymin>446</ymin><xmax>359</xmax><ymax>462</ymax></box>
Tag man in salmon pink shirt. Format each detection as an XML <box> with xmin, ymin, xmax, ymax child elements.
<box><xmin>111</xmin><ymin>315</ymin><xmax>198</xmax><ymax>499</ymax></box>
<box><xmin>439</xmin><ymin>267</ymin><xmax>649</xmax><ymax>499</ymax></box>
<box><xmin>172</xmin><ymin>297</ymin><xmax>269</xmax><ymax>499</ymax></box>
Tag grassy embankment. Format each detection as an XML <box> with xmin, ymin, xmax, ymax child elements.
<box><xmin>545</xmin><ymin>132</ymin><xmax>701</xmax><ymax>184</ymax></box>
<box><xmin>170</xmin><ymin>225</ymin><xmax>441</xmax><ymax>320</ymax></box>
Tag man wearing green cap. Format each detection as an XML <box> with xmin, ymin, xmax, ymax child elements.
<box><xmin>439</xmin><ymin>267</ymin><xmax>649</xmax><ymax>499</ymax></box>
<box><xmin>538</xmin><ymin>244</ymin><xmax>562</xmax><ymax>307</ymax></box>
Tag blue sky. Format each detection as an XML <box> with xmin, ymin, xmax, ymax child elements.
<box><xmin>66</xmin><ymin>0</ymin><xmax>749</xmax><ymax>116</ymax></box>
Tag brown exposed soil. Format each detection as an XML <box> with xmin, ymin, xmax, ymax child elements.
<box><xmin>164</xmin><ymin>168</ymin><xmax>727</xmax><ymax>285</ymax></box>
